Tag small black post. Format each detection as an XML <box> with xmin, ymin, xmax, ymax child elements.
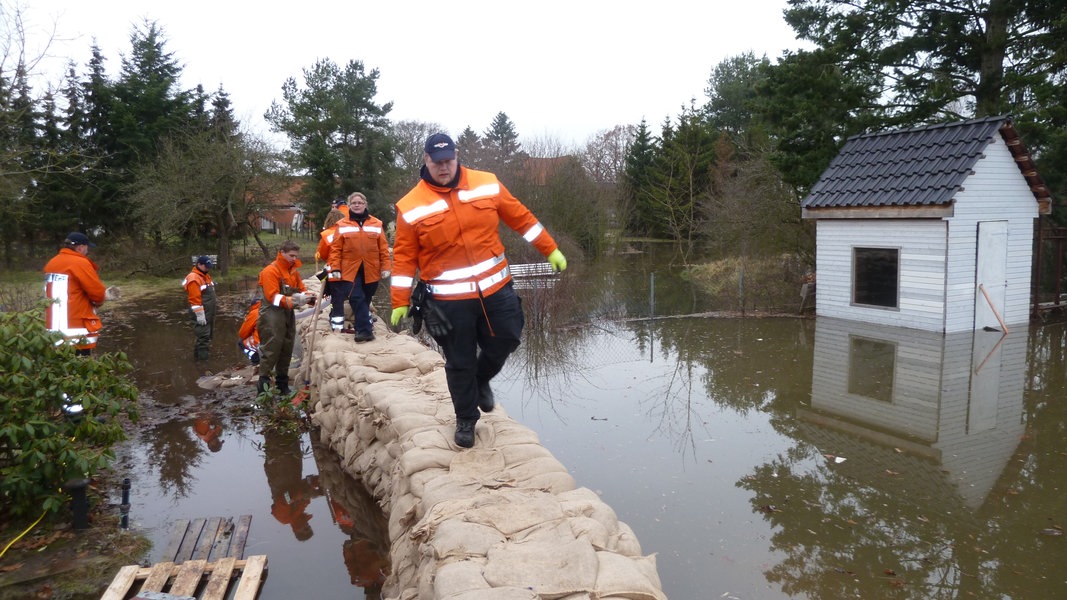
<box><xmin>64</xmin><ymin>478</ymin><xmax>90</xmax><ymax>530</ymax></box>
<box><xmin>120</xmin><ymin>477</ymin><xmax>131</xmax><ymax>530</ymax></box>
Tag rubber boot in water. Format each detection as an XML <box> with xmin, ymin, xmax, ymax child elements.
<box><xmin>276</xmin><ymin>376</ymin><xmax>291</xmax><ymax>396</ymax></box>
<box><xmin>257</xmin><ymin>376</ymin><xmax>271</xmax><ymax>395</ymax></box>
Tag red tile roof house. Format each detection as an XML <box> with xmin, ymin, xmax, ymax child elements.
<box><xmin>801</xmin><ymin>116</ymin><xmax>1052</xmax><ymax>333</ymax></box>
<box><xmin>251</xmin><ymin>178</ymin><xmax>308</xmax><ymax>234</ymax></box>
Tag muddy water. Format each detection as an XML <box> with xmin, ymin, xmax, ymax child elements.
<box><xmin>98</xmin><ymin>254</ymin><xmax>1067</xmax><ymax>600</ymax></box>
<box><xmin>100</xmin><ymin>287</ymin><xmax>391</xmax><ymax>599</ymax></box>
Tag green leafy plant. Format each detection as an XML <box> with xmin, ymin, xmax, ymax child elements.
<box><xmin>251</xmin><ymin>387</ymin><xmax>306</xmax><ymax>434</ymax></box>
<box><xmin>0</xmin><ymin>303</ymin><xmax>139</xmax><ymax>518</ymax></box>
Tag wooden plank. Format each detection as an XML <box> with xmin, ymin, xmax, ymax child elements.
<box><xmin>140</xmin><ymin>561</ymin><xmax>175</xmax><ymax>592</ymax></box>
<box><xmin>169</xmin><ymin>559</ymin><xmax>207</xmax><ymax>596</ymax></box>
<box><xmin>173</xmin><ymin>518</ymin><xmax>206</xmax><ymax>564</ymax></box>
<box><xmin>193</xmin><ymin>517</ymin><xmax>223</xmax><ymax>561</ymax></box>
<box><xmin>201</xmin><ymin>556</ymin><xmax>237</xmax><ymax>600</ymax></box>
<box><xmin>160</xmin><ymin>518</ymin><xmax>190</xmax><ymax>562</ymax></box>
<box><xmin>232</xmin><ymin>555</ymin><xmax>267</xmax><ymax>600</ymax></box>
<box><xmin>229</xmin><ymin>515</ymin><xmax>252</xmax><ymax>559</ymax></box>
<box><xmin>99</xmin><ymin>565</ymin><xmax>140</xmax><ymax>600</ymax></box>
<box><xmin>208</xmin><ymin>517</ymin><xmax>235</xmax><ymax>561</ymax></box>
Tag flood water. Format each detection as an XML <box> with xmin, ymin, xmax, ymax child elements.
<box><xmin>99</xmin><ymin>247</ymin><xmax>1067</xmax><ymax>599</ymax></box>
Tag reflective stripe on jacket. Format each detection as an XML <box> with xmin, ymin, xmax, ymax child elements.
<box><xmin>181</xmin><ymin>268</ymin><xmax>215</xmax><ymax>310</ymax></box>
<box><xmin>329</xmin><ymin>214</ymin><xmax>392</xmax><ymax>283</ymax></box>
<box><xmin>258</xmin><ymin>253</ymin><xmax>306</xmax><ymax>310</ymax></box>
<box><xmin>391</xmin><ymin>167</ymin><xmax>557</xmax><ymax>306</ymax></box>
<box><xmin>43</xmin><ymin>247</ymin><xmax>106</xmax><ymax>350</ymax></box>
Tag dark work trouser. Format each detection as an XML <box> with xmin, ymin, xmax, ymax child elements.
<box><xmin>431</xmin><ymin>283</ymin><xmax>524</xmax><ymax>421</ymax></box>
<box><xmin>257</xmin><ymin>304</ymin><xmax>295</xmax><ymax>382</ymax></box>
<box><xmin>330</xmin><ymin>272</ymin><xmax>379</xmax><ymax>336</ymax></box>
<box><xmin>191</xmin><ymin>287</ymin><xmax>217</xmax><ymax>361</ymax></box>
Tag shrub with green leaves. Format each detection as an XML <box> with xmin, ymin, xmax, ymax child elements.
<box><xmin>0</xmin><ymin>302</ymin><xmax>139</xmax><ymax>518</ymax></box>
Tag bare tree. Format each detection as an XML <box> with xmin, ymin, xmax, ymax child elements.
<box><xmin>579</xmin><ymin>125</ymin><xmax>635</xmax><ymax>184</ymax></box>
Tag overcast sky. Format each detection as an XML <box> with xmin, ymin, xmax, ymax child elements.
<box><xmin>23</xmin><ymin>0</ymin><xmax>804</xmax><ymax>149</ymax></box>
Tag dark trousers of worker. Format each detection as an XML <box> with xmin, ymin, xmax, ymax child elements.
<box><xmin>190</xmin><ymin>289</ymin><xmax>217</xmax><ymax>361</ymax></box>
<box><xmin>330</xmin><ymin>272</ymin><xmax>379</xmax><ymax>337</ymax></box>
<box><xmin>431</xmin><ymin>283</ymin><xmax>524</xmax><ymax>421</ymax></box>
<box><xmin>257</xmin><ymin>304</ymin><xmax>295</xmax><ymax>382</ymax></box>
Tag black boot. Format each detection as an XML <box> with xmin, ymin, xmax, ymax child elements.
<box><xmin>454</xmin><ymin>419</ymin><xmax>476</xmax><ymax>448</ymax></box>
<box><xmin>257</xmin><ymin>376</ymin><xmax>271</xmax><ymax>395</ymax></box>
<box><xmin>276</xmin><ymin>376</ymin><xmax>291</xmax><ymax>396</ymax></box>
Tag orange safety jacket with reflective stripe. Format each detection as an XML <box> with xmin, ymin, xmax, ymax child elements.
<box><xmin>316</xmin><ymin>226</ymin><xmax>339</xmax><ymax>263</ymax></box>
<box><xmin>329</xmin><ymin>214</ymin><xmax>392</xmax><ymax>283</ymax></box>
<box><xmin>238</xmin><ymin>300</ymin><xmax>261</xmax><ymax>351</ymax></box>
<box><xmin>391</xmin><ymin>167</ymin><xmax>557</xmax><ymax>307</ymax></box>
<box><xmin>43</xmin><ymin>248</ymin><xmax>106</xmax><ymax>350</ymax></box>
<box><xmin>181</xmin><ymin>267</ymin><xmax>214</xmax><ymax>311</ymax></box>
<box><xmin>258</xmin><ymin>253</ymin><xmax>307</xmax><ymax>310</ymax></box>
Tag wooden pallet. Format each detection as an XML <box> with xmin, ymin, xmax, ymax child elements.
<box><xmin>99</xmin><ymin>555</ymin><xmax>266</xmax><ymax>600</ymax></box>
<box><xmin>161</xmin><ymin>515</ymin><xmax>252</xmax><ymax>564</ymax></box>
<box><xmin>100</xmin><ymin>515</ymin><xmax>264</xmax><ymax>600</ymax></box>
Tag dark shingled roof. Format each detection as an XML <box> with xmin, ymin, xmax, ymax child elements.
<box><xmin>801</xmin><ymin>115</ymin><xmax>1051</xmax><ymax>211</ymax></box>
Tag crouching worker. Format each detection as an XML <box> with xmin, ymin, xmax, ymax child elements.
<box><xmin>238</xmin><ymin>299</ymin><xmax>261</xmax><ymax>366</ymax></box>
<box><xmin>256</xmin><ymin>240</ymin><xmax>314</xmax><ymax>396</ymax></box>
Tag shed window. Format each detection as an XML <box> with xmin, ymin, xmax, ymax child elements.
<box><xmin>853</xmin><ymin>247</ymin><xmax>899</xmax><ymax>308</ymax></box>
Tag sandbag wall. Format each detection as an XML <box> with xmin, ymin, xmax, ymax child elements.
<box><xmin>299</xmin><ymin>280</ymin><xmax>668</xmax><ymax>600</ymax></box>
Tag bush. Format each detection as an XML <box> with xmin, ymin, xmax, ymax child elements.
<box><xmin>689</xmin><ymin>254</ymin><xmax>810</xmax><ymax>313</ymax></box>
<box><xmin>0</xmin><ymin>303</ymin><xmax>139</xmax><ymax>518</ymax></box>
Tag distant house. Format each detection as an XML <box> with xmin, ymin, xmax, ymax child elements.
<box><xmin>801</xmin><ymin>116</ymin><xmax>1052</xmax><ymax>332</ymax></box>
<box><xmin>251</xmin><ymin>178</ymin><xmax>307</xmax><ymax>234</ymax></box>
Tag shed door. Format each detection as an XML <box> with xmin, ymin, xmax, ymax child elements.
<box><xmin>974</xmin><ymin>221</ymin><xmax>1008</xmax><ymax>330</ymax></box>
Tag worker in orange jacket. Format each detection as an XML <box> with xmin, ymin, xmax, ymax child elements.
<box><xmin>389</xmin><ymin>133</ymin><xmax>566</xmax><ymax>448</ymax></box>
<box><xmin>256</xmin><ymin>240</ymin><xmax>314</xmax><ymax>396</ymax></box>
<box><xmin>182</xmin><ymin>255</ymin><xmax>216</xmax><ymax>361</ymax></box>
<box><xmin>328</xmin><ymin>192</ymin><xmax>392</xmax><ymax>342</ymax></box>
<box><xmin>237</xmin><ymin>299</ymin><xmax>261</xmax><ymax>365</ymax></box>
<box><xmin>332</xmin><ymin>197</ymin><xmax>350</xmax><ymax>219</ymax></box>
<box><xmin>315</xmin><ymin>208</ymin><xmax>347</xmax><ymax>326</ymax></box>
<box><xmin>43</xmin><ymin>232</ymin><xmax>107</xmax><ymax>356</ymax></box>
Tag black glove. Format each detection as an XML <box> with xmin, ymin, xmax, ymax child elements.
<box><xmin>423</xmin><ymin>297</ymin><xmax>452</xmax><ymax>338</ymax></box>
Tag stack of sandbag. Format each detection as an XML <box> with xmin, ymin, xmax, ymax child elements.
<box><xmin>305</xmin><ymin>281</ymin><xmax>668</xmax><ymax>600</ymax></box>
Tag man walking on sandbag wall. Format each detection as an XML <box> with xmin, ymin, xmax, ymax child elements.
<box><xmin>389</xmin><ymin>133</ymin><xmax>567</xmax><ymax>449</ymax></box>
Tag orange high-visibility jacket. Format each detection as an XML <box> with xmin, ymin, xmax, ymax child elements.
<box><xmin>181</xmin><ymin>267</ymin><xmax>215</xmax><ymax>311</ymax></box>
<box><xmin>258</xmin><ymin>253</ymin><xmax>307</xmax><ymax>310</ymax></box>
<box><xmin>329</xmin><ymin>214</ymin><xmax>392</xmax><ymax>284</ymax></box>
<box><xmin>43</xmin><ymin>247</ymin><xmax>106</xmax><ymax>350</ymax></box>
<box><xmin>315</xmin><ymin>226</ymin><xmax>339</xmax><ymax>263</ymax></box>
<box><xmin>238</xmin><ymin>300</ymin><xmax>261</xmax><ymax>351</ymax></box>
<box><xmin>391</xmin><ymin>167</ymin><xmax>557</xmax><ymax>307</ymax></box>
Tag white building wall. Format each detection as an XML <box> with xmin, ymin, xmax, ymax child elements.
<box><xmin>813</xmin><ymin>135</ymin><xmax>1040</xmax><ymax>332</ymax></box>
<box><xmin>943</xmin><ymin>137</ymin><xmax>1039</xmax><ymax>331</ymax></box>
<box><xmin>815</xmin><ymin>219</ymin><xmax>948</xmax><ymax>329</ymax></box>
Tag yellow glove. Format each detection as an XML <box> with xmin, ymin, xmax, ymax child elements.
<box><xmin>547</xmin><ymin>249</ymin><xmax>567</xmax><ymax>272</ymax></box>
<box><xmin>391</xmin><ymin>306</ymin><xmax>408</xmax><ymax>326</ymax></box>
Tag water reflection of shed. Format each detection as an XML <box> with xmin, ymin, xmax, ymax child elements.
<box><xmin>800</xmin><ymin>317</ymin><xmax>1027</xmax><ymax>509</ymax></box>
<box><xmin>801</xmin><ymin>116</ymin><xmax>1051</xmax><ymax>332</ymax></box>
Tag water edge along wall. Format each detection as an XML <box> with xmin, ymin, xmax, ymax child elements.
<box><xmin>299</xmin><ymin>279</ymin><xmax>669</xmax><ymax>600</ymax></box>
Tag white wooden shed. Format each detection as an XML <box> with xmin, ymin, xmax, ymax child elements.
<box><xmin>801</xmin><ymin>116</ymin><xmax>1052</xmax><ymax>332</ymax></box>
